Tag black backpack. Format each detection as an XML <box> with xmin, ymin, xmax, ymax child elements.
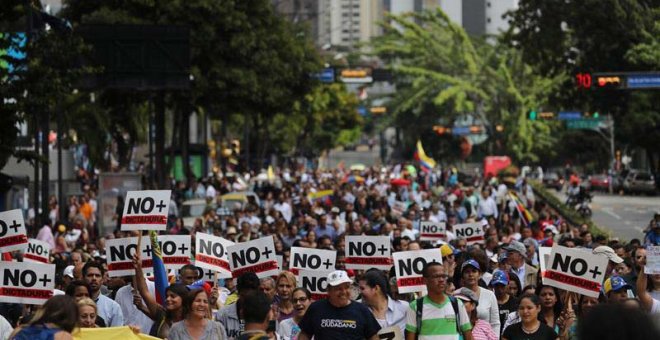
<box><xmin>414</xmin><ymin>296</ymin><xmax>462</xmax><ymax>339</ymax></box>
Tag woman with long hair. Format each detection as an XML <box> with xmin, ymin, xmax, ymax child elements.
<box><xmin>536</xmin><ymin>285</ymin><xmax>563</xmax><ymax>333</ymax></box>
<box><xmin>132</xmin><ymin>254</ymin><xmax>188</xmax><ymax>338</ymax></box>
<box><xmin>10</xmin><ymin>295</ymin><xmax>79</xmax><ymax>340</ymax></box>
<box><xmin>275</xmin><ymin>271</ymin><xmax>297</xmax><ymax>321</ymax></box>
<box><xmin>278</xmin><ymin>288</ymin><xmax>312</xmax><ymax>340</ymax></box>
<box><xmin>454</xmin><ymin>288</ymin><xmax>497</xmax><ymax>340</ymax></box>
<box><xmin>358</xmin><ymin>269</ymin><xmax>408</xmax><ymax>333</ymax></box>
<box><xmin>168</xmin><ymin>289</ymin><xmax>226</xmax><ymax>340</ymax></box>
<box><xmin>502</xmin><ymin>293</ymin><xmax>558</xmax><ymax>340</ymax></box>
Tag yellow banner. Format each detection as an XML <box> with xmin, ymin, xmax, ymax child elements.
<box><xmin>73</xmin><ymin>326</ymin><xmax>160</xmax><ymax>340</ymax></box>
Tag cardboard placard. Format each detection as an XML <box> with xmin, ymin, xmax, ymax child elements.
<box><xmin>297</xmin><ymin>269</ymin><xmax>332</xmax><ymax>300</ymax></box>
<box><xmin>644</xmin><ymin>246</ymin><xmax>660</xmax><ymax>275</ymax></box>
<box><xmin>539</xmin><ymin>246</ymin><xmax>552</xmax><ymax>280</ymax></box>
<box><xmin>105</xmin><ymin>237</ymin><xmax>152</xmax><ymax>277</ymax></box>
<box><xmin>345</xmin><ymin>235</ymin><xmax>392</xmax><ymax>270</ymax></box>
<box><xmin>121</xmin><ymin>190</ymin><xmax>171</xmax><ymax>231</ymax></box>
<box><xmin>419</xmin><ymin>221</ymin><xmax>447</xmax><ymax>241</ymax></box>
<box><xmin>0</xmin><ymin>261</ymin><xmax>55</xmax><ymax>305</ymax></box>
<box><xmin>194</xmin><ymin>233</ymin><xmax>234</xmax><ymax>279</ymax></box>
<box><xmin>453</xmin><ymin>222</ymin><xmax>485</xmax><ymax>246</ymax></box>
<box><xmin>228</xmin><ymin>236</ymin><xmax>279</xmax><ymax>278</ymax></box>
<box><xmin>0</xmin><ymin>209</ymin><xmax>28</xmax><ymax>253</ymax></box>
<box><xmin>289</xmin><ymin>247</ymin><xmax>336</xmax><ymax>275</ymax></box>
<box><xmin>153</xmin><ymin>235</ymin><xmax>192</xmax><ymax>271</ymax></box>
<box><xmin>24</xmin><ymin>239</ymin><xmax>52</xmax><ymax>264</ymax></box>
<box><xmin>393</xmin><ymin>249</ymin><xmax>443</xmax><ymax>294</ymax></box>
<box><xmin>543</xmin><ymin>245</ymin><xmax>608</xmax><ymax>298</ymax></box>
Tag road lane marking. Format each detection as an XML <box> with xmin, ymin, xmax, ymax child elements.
<box><xmin>601</xmin><ymin>207</ymin><xmax>621</xmax><ymax>220</ymax></box>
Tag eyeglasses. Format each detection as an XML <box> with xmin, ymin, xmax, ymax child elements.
<box><xmin>292</xmin><ymin>297</ymin><xmax>309</xmax><ymax>303</ymax></box>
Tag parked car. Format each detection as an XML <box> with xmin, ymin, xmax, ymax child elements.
<box><xmin>623</xmin><ymin>171</ymin><xmax>656</xmax><ymax>195</ymax></box>
<box><xmin>221</xmin><ymin>191</ymin><xmax>261</xmax><ymax>211</ymax></box>
<box><xmin>542</xmin><ymin>172</ymin><xmax>564</xmax><ymax>191</ymax></box>
<box><xmin>589</xmin><ymin>174</ymin><xmax>610</xmax><ymax>192</ymax></box>
<box><xmin>181</xmin><ymin>199</ymin><xmax>214</xmax><ymax>228</ymax></box>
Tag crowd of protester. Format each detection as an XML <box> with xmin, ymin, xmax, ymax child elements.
<box><xmin>2</xmin><ymin>164</ymin><xmax>660</xmax><ymax>339</ymax></box>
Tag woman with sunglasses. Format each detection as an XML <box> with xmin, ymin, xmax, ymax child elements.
<box><xmin>278</xmin><ymin>288</ymin><xmax>312</xmax><ymax>340</ymax></box>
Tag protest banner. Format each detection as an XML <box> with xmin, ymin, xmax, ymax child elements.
<box><xmin>0</xmin><ymin>209</ymin><xmax>28</xmax><ymax>253</ymax></box>
<box><xmin>419</xmin><ymin>221</ymin><xmax>447</xmax><ymax>242</ymax></box>
<box><xmin>543</xmin><ymin>245</ymin><xmax>608</xmax><ymax>298</ymax></box>
<box><xmin>24</xmin><ymin>239</ymin><xmax>51</xmax><ymax>264</ymax></box>
<box><xmin>345</xmin><ymin>236</ymin><xmax>392</xmax><ymax>270</ymax></box>
<box><xmin>289</xmin><ymin>247</ymin><xmax>336</xmax><ymax>275</ymax></box>
<box><xmin>393</xmin><ymin>249</ymin><xmax>443</xmax><ymax>294</ymax></box>
<box><xmin>644</xmin><ymin>246</ymin><xmax>660</xmax><ymax>275</ymax></box>
<box><xmin>195</xmin><ymin>233</ymin><xmax>234</xmax><ymax>278</ymax></box>
<box><xmin>298</xmin><ymin>269</ymin><xmax>332</xmax><ymax>300</ymax></box>
<box><xmin>377</xmin><ymin>326</ymin><xmax>404</xmax><ymax>340</ymax></box>
<box><xmin>228</xmin><ymin>236</ymin><xmax>279</xmax><ymax>278</ymax></box>
<box><xmin>151</xmin><ymin>235</ymin><xmax>191</xmax><ymax>271</ymax></box>
<box><xmin>453</xmin><ymin>222</ymin><xmax>485</xmax><ymax>246</ymax></box>
<box><xmin>0</xmin><ymin>261</ymin><xmax>55</xmax><ymax>305</ymax></box>
<box><xmin>121</xmin><ymin>190</ymin><xmax>171</xmax><ymax>231</ymax></box>
<box><xmin>105</xmin><ymin>237</ymin><xmax>152</xmax><ymax>277</ymax></box>
<box><xmin>539</xmin><ymin>246</ymin><xmax>552</xmax><ymax>282</ymax></box>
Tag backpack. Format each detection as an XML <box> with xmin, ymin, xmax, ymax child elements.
<box><xmin>414</xmin><ymin>296</ymin><xmax>462</xmax><ymax>340</ymax></box>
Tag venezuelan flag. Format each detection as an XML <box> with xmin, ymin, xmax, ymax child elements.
<box><xmin>307</xmin><ymin>190</ymin><xmax>334</xmax><ymax>204</ymax></box>
<box><xmin>149</xmin><ymin>231</ymin><xmax>169</xmax><ymax>306</ymax></box>
<box><xmin>509</xmin><ymin>192</ymin><xmax>533</xmax><ymax>227</ymax></box>
<box><xmin>414</xmin><ymin>140</ymin><xmax>436</xmax><ymax>172</ymax></box>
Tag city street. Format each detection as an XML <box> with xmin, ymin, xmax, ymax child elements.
<box><xmin>553</xmin><ymin>190</ymin><xmax>659</xmax><ymax>241</ymax></box>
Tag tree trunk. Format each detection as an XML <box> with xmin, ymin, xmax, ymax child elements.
<box><xmin>155</xmin><ymin>93</ymin><xmax>166</xmax><ymax>189</ymax></box>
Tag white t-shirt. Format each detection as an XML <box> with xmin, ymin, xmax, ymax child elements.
<box><xmin>476</xmin><ymin>287</ymin><xmax>501</xmax><ymax>336</ymax></box>
<box><xmin>115</xmin><ymin>282</ymin><xmax>155</xmax><ymax>334</ymax></box>
<box><xmin>0</xmin><ymin>314</ymin><xmax>13</xmax><ymax>340</ymax></box>
<box><xmin>278</xmin><ymin>318</ymin><xmax>302</xmax><ymax>340</ymax></box>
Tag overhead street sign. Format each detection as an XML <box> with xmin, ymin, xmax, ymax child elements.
<box><xmin>566</xmin><ymin>119</ymin><xmax>601</xmax><ymax>130</ymax></box>
<box><xmin>627</xmin><ymin>74</ymin><xmax>660</xmax><ymax>89</ymax></box>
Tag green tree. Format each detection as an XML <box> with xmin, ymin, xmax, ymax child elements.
<box><xmin>370</xmin><ymin>8</ymin><xmax>562</xmax><ymax>163</ymax></box>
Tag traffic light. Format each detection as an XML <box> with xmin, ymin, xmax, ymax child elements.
<box><xmin>595</xmin><ymin>75</ymin><xmax>623</xmax><ymax>89</ymax></box>
<box><xmin>593</xmin><ymin>112</ymin><xmax>599</xmax><ymax>119</ymax></box>
<box><xmin>433</xmin><ymin>125</ymin><xmax>449</xmax><ymax>135</ymax></box>
<box><xmin>529</xmin><ymin>110</ymin><xmax>537</xmax><ymax>120</ymax></box>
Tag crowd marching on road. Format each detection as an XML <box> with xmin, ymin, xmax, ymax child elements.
<box><xmin>1</xmin><ymin>164</ymin><xmax>660</xmax><ymax>340</ymax></box>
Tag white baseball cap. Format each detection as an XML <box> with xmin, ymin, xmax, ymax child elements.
<box><xmin>593</xmin><ymin>246</ymin><xmax>623</xmax><ymax>264</ymax></box>
<box><xmin>63</xmin><ymin>265</ymin><xmax>75</xmax><ymax>279</ymax></box>
<box><xmin>326</xmin><ymin>270</ymin><xmax>352</xmax><ymax>287</ymax></box>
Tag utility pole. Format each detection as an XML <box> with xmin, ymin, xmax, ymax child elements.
<box><xmin>608</xmin><ymin>114</ymin><xmax>615</xmax><ymax>194</ymax></box>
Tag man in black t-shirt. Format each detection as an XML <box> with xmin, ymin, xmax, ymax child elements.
<box><xmin>298</xmin><ymin>270</ymin><xmax>381</xmax><ymax>340</ymax></box>
<box><xmin>489</xmin><ymin>269</ymin><xmax>518</xmax><ymax>334</ymax></box>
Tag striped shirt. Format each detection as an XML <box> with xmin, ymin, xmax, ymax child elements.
<box><xmin>405</xmin><ymin>295</ymin><xmax>472</xmax><ymax>340</ymax></box>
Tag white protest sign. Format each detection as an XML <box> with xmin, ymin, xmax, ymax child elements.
<box><xmin>121</xmin><ymin>190</ymin><xmax>171</xmax><ymax>231</ymax></box>
<box><xmin>539</xmin><ymin>246</ymin><xmax>552</xmax><ymax>281</ymax></box>
<box><xmin>393</xmin><ymin>249</ymin><xmax>443</xmax><ymax>294</ymax></box>
<box><xmin>276</xmin><ymin>255</ymin><xmax>283</xmax><ymax>272</ymax></box>
<box><xmin>378</xmin><ymin>326</ymin><xmax>404</xmax><ymax>340</ymax></box>
<box><xmin>289</xmin><ymin>247</ymin><xmax>336</xmax><ymax>275</ymax></box>
<box><xmin>0</xmin><ymin>209</ymin><xmax>28</xmax><ymax>253</ymax></box>
<box><xmin>194</xmin><ymin>233</ymin><xmax>234</xmax><ymax>279</ymax></box>
<box><xmin>544</xmin><ymin>245</ymin><xmax>608</xmax><ymax>298</ymax></box>
<box><xmin>298</xmin><ymin>269</ymin><xmax>332</xmax><ymax>300</ymax></box>
<box><xmin>24</xmin><ymin>239</ymin><xmax>51</xmax><ymax>264</ymax></box>
<box><xmin>644</xmin><ymin>246</ymin><xmax>660</xmax><ymax>275</ymax></box>
<box><xmin>150</xmin><ymin>235</ymin><xmax>192</xmax><ymax>271</ymax></box>
<box><xmin>0</xmin><ymin>261</ymin><xmax>55</xmax><ymax>305</ymax></box>
<box><xmin>228</xmin><ymin>236</ymin><xmax>279</xmax><ymax>278</ymax></box>
<box><xmin>197</xmin><ymin>267</ymin><xmax>217</xmax><ymax>282</ymax></box>
<box><xmin>419</xmin><ymin>221</ymin><xmax>447</xmax><ymax>241</ymax></box>
<box><xmin>105</xmin><ymin>237</ymin><xmax>153</xmax><ymax>277</ymax></box>
<box><xmin>345</xmin><ymin>235</ymin><xmax>392</xmax><ymax>270</ymax></box>
<box><xmin>453</xmin><ymin>222</ymin><xmax>485</xmax><ymax>246</ymax></box>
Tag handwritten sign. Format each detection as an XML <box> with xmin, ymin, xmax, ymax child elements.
<box><xmin>644</xmin><ymin>246</ymin><xmax>660</xmax><ymax>275</ymax></box>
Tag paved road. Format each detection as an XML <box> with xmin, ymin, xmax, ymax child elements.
<box><xmin>552</xmin><ymin>189</ymin><xmax>659</xmax><ymax>241</ymax></box>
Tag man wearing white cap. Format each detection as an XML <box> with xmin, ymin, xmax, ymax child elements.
<box><xmin>298</xmin><ymin>270</ymin><xmax>381</xmax><ymax>340</ymax></box>
<box><xmin>504</xmin><ymin>240</ymin><xmax>538</xmax><ymax>287</ymax></box>
<box><xmin>592</xmin><ymin>245</ymin><xmax>624</xmax><ymax>279</ymax></box>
